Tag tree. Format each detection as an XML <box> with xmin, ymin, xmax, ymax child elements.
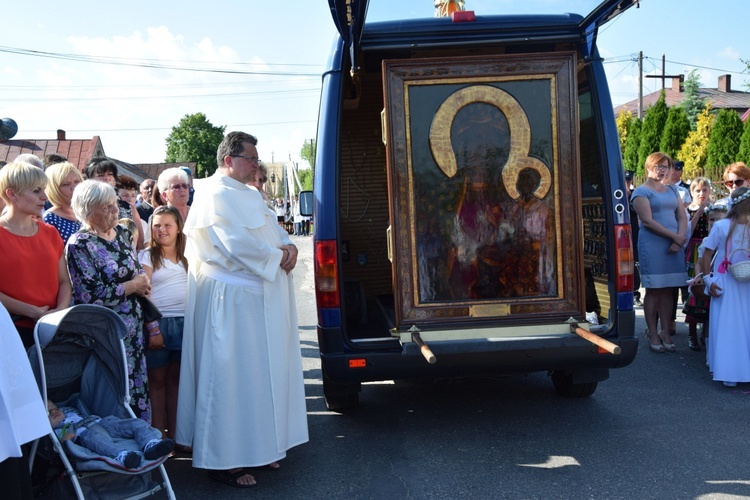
<box><xmin>679</xmin><ymin>69</ymin><xmax>705</xmax><ymax>129</ymax></box>
<box><xmin>637</xmin><ymin>91</ymin><xmax>668</xmax><ymax>170</ymax></box>
<box><xmin>623</xmin><ymin>118</ymin><xmax>642</xmax><ymax>173</ymax></box>
<box><xmin>615</xmin><ymin>110</ymin><xmax>634</xmax><ymax>153</ymax></box>
<box><xmin>705</xmin><ymin>108</ymin><xmax>744</xmax><ymax>169</ymax></box>
<box><xmin>659</xmin><ymin>106</ymin><xmax>691</xmax><ymax>160</ymax></box>
<box><xmin>678</xmin><ymin>103</ymin><xmax>713</xmax><ymax>178</ymax></box>
<box><xmin>300</xmin><ymin>139</ymin><xmax>316</xmax><ymax>173</ymax></box>
<box><xmin>738</xmin><ymin>119</ymin><xmax>750</xmax><ymax>164</ymax></box>
<box><xmin>165</xmin><ymin>113</ymin><xmax>226</xmax><ymax>178</ymax></box>
<box><xmin>298</xmin><ymin>168</ymin><xmax>313</xmax><ymax>191</ymax></box>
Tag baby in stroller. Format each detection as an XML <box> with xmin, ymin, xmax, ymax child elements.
<box><xmin>48</xmin><ymin>399</ymin><xmax>174</xmax><ymax>469</ymax></box>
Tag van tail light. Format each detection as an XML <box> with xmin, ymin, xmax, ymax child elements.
<box><xmin>315</xmin><ymin>240</ymin><xmax>340</xmax><ymax>308</ymax></box>
<box><xmin>614</xmin><ymin>224</ymin><xmax>634</xmax><ymax>293</ymax></box>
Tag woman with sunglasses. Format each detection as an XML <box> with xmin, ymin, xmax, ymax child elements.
<box><xmin>718</xmin><ymin>162</ymin><xmax>750</xmax><ymax>207</ymax></box>
<box><xmin>631</xmin><ymin>152</ymin><xmax>688</xmax><ymax>353</ymax></box>
<box><xmin>156</xmin><ymin>168</ymin><xmax>191</xmax><ymax>224</ymax></box>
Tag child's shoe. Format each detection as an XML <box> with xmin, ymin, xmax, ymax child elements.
<box><xmin>116</xmin><ymin>451</ymin><xmax>142</xmax><ymax>469</ymax></box>
<box><xmin>144</xmin><ymin>438</ymin><xmax>175</xmax><ymax>460</ymax></box>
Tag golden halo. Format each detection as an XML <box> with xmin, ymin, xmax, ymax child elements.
<box><xmin>429</xmin><ymin>85</ymin><xmax>551</xmax><ymax>200</ymax></box>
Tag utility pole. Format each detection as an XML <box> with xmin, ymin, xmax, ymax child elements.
<box><xmin>644</xmin><ymin>53</ymin><xmax>681</xmax><ymax>95</ymax></box>
<box><xmin>638</xmin><ymin>51</ymin><xmax>643</xmax><ymax>119</ymax></box>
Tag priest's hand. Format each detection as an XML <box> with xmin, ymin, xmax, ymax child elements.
<box><xmin>280</xmin><ymin>244</ymin><xmax>298</xmax><ymax>274</ymax></box>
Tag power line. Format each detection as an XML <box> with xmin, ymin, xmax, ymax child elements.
<box><xmin>22</xmin><ymin>119</ymin><xmax>317</xmax><ymax>133</ymax></box>
<box><xmin>0</xmin><ymin>45</ymin><xmax>324</xmax><ymax>76</ymax></box>
<box><xmin>0</xmin><ymin>87</ymin><xmax>320</xmax><ymax>103</ymax></box>
<box><xmin>603</xmin><ymin>53</ymin><xmax>748</xmax><ymax>78</ymax></box>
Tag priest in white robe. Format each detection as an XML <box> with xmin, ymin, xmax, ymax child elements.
<box><xmin>176</xmin><ymin>131</ymin><xmax>308</xmax><ymax>488</ymax></box>
<box><xmin>0</xmin><ymin>302</ymin><xmax>52</xmax><ymax>496</ymax></box>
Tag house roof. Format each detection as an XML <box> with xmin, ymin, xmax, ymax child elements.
<box><xmin>614</xmin><ymin>74</ymin><xmax>750</xmax><ymax>118</ymax></box>
<box><xmin>0</xmin><ymin>130</ymin><xmax>104</xmax><ymax>169</ymax></box>
<box><xmin>135</xmin><ymin>162</ymin><xmax>197</xmax><ymax>182</ymax></box>
<box><xmin>0</xmin><ymin>129</ymin><xmax>200</xmax><ymax>184</ymax></box>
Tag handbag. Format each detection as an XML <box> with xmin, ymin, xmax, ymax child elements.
<box><xmin>137</xmin><ymin>296</ymin><xmax>163</xmax><ymax>323</ymax></box>
<box><xmin>723</xmin><ymin>235</ymin><xmax>750</xmax><ymax>283</ymax></box>
<box><xmin>682</xmin><ymin>291</ymin><xmax>709</xmax><ymax>321</ymax></box>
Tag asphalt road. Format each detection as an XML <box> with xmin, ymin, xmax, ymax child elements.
<box><xmin>164</xmin><ymin>235</ymin><xmax>750</xmax><ymax>499</ymax></box>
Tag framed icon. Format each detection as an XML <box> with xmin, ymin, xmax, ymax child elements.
<box><xmin>383</xmin><ymin>52</ymin><xmax>584</xmax><ymax>327</ymax></box>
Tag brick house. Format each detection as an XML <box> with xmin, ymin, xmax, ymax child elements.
<box><xmin>614</xmin><ymin>74</ymin><xmax>750</xmax><ymax>119</ymax></box>
<box><xmin>0</xmin><ymin>129</ymin><xmax>197</xmax><ymax>183</ymax></box>
<box><xmin>0</xmin><ymin>129</ymin><xmax>104</xmax><ymax>168</ymax></box>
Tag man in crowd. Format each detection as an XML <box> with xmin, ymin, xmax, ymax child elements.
<box><xmin>176</xmin><ymin>131</ymin><xmax>308</xmax><ymax>489</ymax></box>
<box><xmin>137</xmin><ymin>179</ymin><xmax>156</xmax><ymax>221</ymax></box>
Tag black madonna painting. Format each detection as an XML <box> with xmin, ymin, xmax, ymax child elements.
<box><xmin>383</xmin><ymin>53</ymin><xmax>583</xmax><ymax>326</ymax></box>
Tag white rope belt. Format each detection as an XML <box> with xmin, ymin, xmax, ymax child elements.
<box><xmin>199</xmin><ymin>264</ymin><xmax>263</xmax><ymax>292</ymax></box>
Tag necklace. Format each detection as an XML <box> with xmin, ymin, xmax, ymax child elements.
<box><xmin>0</xmin><ymin>216</ymin><xmax>38</xmax><ymax>237</ymax></box>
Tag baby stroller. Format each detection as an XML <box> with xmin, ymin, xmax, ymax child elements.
<box><xmin>28</xmin><ymin>304</ymin><xmax>175</xmax><ymax>499</ymax></box>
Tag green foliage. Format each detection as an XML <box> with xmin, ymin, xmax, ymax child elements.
<box><xmin>623</xmin><ymin>118</ymin><xmax>642</xmax><ymax>173</ymax></box>
<box><xmin>659</xmin><ymin>106</ymin><xmax>691</xmax><ymax>159</ymax></box>
<box><xmin>298</xmin><ymin>168</ymin><xmax>313</xmax><ymax>191</ymax></box>
<box><xmin>705</xmin><ymin>108</ymin><xmax>744</xmax><ymax>169</ymax></box>
<box><xmin>165</xmin><ymin>113</ymin><xmax>226</xmax><ymax>178</ymax></box>
<box><xmin>678</xmin><ymin>103</ymin><xmax>713</xmax><ymax>178</ymax></box>
<box><xmin>738</xmin><ymin>119</ymin><xmax>750</xmax><ymax>164</ymax></box>
<box><xmin>300</xmin><ymin>139</ymin><xmax>316</xmax><ymax>173</ymax></box>
<box><xmin>679</xmin><ymin>69</ymin><xmax>705</xmax><ymax>129</ymax></box>
<box><xmin>615</xmin><ymin>110</ymin><xmax>634</xmax><ymax>153</ymax></box>
<box><xmin>637</xmin><ymin>91</ymin><xmax>669</xmax><ymax>169</ymax></box>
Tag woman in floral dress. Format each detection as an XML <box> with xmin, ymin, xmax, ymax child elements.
<box><xmin>66</xmin><ymin>180</ymin><xmax>153</xmax><ymax>421</ymax></box>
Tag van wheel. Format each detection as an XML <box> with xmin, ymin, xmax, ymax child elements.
<box><xmin>551</xmin><ymin>371</ymin><xmax>598</xmax><ymax>398</ymax></box>
<box><xmin>325</xmin><ymin>393</ymin><xmax>359</xmax><ymax>412</ymax></box>
<box><xmin>323</xmin><ymin>371</ymin><xmax>360</xmax><ymax>412</ymax></box>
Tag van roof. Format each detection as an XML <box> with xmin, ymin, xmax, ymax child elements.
<box><xmin>329</xmin><ymin>0</ymin><xmax>637</xmax><ymax>65</ymax></box>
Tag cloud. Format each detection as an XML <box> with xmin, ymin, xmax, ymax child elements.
<box><xmin>717</xmin><ymin>46</ymin><xmax>740</xmax><ymax>60</ymax></box>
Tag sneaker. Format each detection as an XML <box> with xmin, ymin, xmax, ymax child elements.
<box><xmin>144</xmin><ymin>438</ymin><xmax>175</xmax><ymax>460</ymax></box>
<box><xmin>116</xmin><ymin>451</ymin><xmax>142</xmax><ymax>469</ymax></box>
<box><xmin>723</xmin><ymin>381</ymin><xmax>737</xmax><ymax>388</ymax></box>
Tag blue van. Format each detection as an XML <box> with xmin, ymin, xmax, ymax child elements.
<box><xmin>311</xmin><ymin>0</ymin><xmax>639</xmax><ymax>410</ymax></box>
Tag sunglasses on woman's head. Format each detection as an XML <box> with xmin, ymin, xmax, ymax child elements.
<box><xmin>725</xmin><ymin>179</ymin><xmax>745</xmax><ymax>188</ymax></box>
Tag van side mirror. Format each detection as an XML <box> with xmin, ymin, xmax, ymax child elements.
<box><xmin>299</xmin><ymin>190</ymin><xmax>313</xmax><ymax>217</ymax></box>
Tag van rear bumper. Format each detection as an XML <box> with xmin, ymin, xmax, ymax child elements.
<box><xmin>318</xmin><ymin>311</ymin><xmax>638</xmax><ymax>385</ymax></box>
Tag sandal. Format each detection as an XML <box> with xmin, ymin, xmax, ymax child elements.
<box><xmin>658</xmin><ymin>331</ymin><xmax>676</xmax><ymax>353</ymax></box>
<box><xmin>208</xmin><ymin>468</ymin><xmax>257</xmax><ymax>488</ymax></box>
<box><xmin>645</xmin><ymin>330</ymin><xmax>664</xmax><ymax>353</ymax></box>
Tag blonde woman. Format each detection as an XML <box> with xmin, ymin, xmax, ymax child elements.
<box><xmin>44</xmin><ymin>161</ymin><xmax>83</xmax><ymax>242</ymax></box>
<box><xmin>0</xmin><ymin>162</ymin><xmax>72</xmax><ymax>347</ymax></box>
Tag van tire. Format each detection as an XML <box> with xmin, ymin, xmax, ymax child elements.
<box><xmin>325</xmin><ymin>393</ymin><xmax>359</xmax><ymax>412</ymax></box>
<box><xmin>551</xmin><ymin>371</ymin><xmax>598</xmax><ymax>398</ymax></box>
<box><xmin>323</xmin><ymin>370</ymin><xmax>360</xmax><ymax>412</ymax></box>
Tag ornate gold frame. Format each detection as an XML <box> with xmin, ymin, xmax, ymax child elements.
<box><xmin>383</xmin><ymin>53</ymin><xmax>583</xmax><ymax>328</ymax></box>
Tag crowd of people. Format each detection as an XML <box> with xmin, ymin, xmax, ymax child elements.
<box><xmin>0</xmin><ymin>133</ymin><xmax>309</xmax><ymax>496</ymax></box>
<box><xmin>628</xmin><ymin>154</ymin><xmax>750</xmax><ymax>388</ymax></box>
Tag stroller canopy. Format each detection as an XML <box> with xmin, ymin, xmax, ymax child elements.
<box><xmin>30</xmin><ymin>304</ymin><xmax>129</xmax><ymax>413</ymax></box>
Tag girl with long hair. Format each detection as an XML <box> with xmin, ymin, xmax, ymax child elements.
<box><xmin>138</xmin><ymin>205</ymin><xmax>188</xmax><ymax>439</ymax></box>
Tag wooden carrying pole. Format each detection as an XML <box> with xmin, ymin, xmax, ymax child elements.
<box><xmin>412</xmin><ymin>331</ymin><xmax>437</xmax><ymax>364</ymax></box>
<box><xmin>570</xmin><ymin>323</ymin><xmax>621</xmax><ymax>355</ymax></box>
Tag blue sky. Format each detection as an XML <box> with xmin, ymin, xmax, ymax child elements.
<box><xmin>1</xmin><ymin>1</ymin><xmax>747</xmax><ymax>168</ymax></box>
